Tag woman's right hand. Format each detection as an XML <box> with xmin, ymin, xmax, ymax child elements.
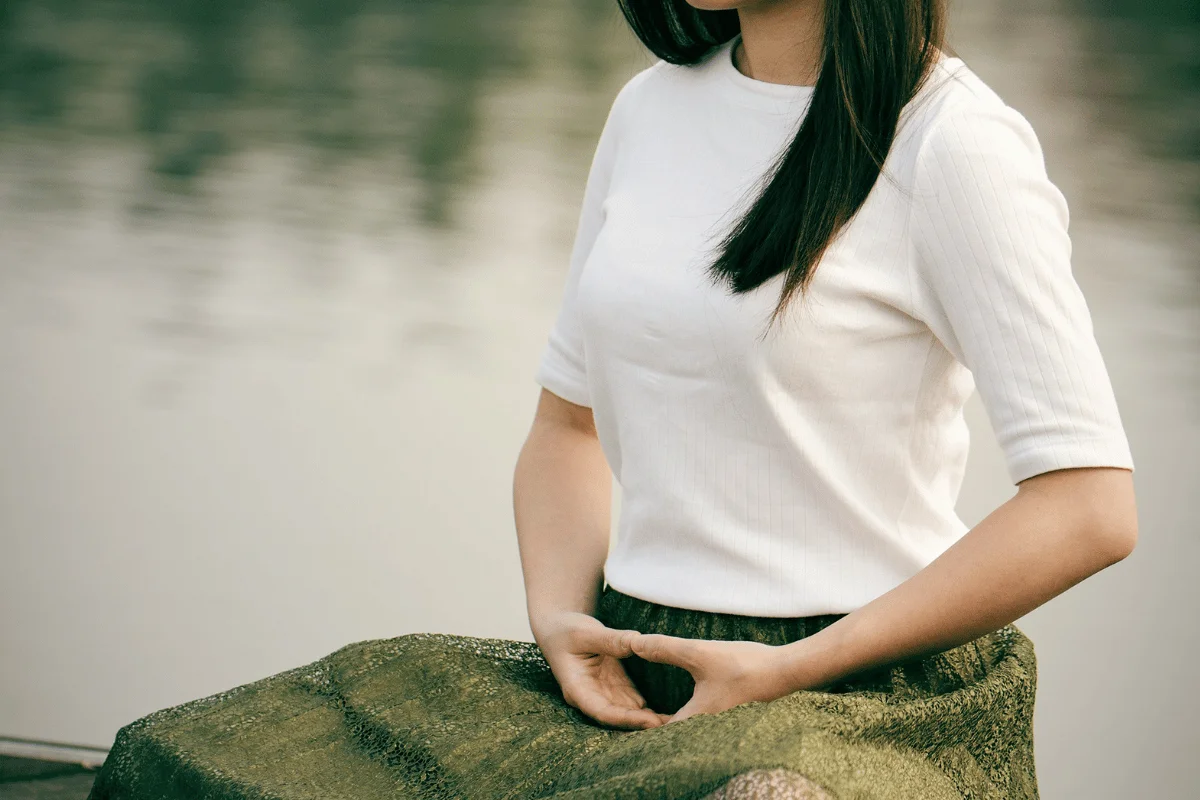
<box><xmin>533</xmin><ymin>611</ymin><xmax>668</xmax><ymax>731</ymax></box>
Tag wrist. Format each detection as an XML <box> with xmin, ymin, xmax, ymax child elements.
<box><xmin>528</xmin><ymin>611</ymin><xmax>560</xmax><ymax>646</ymax></box>
<box><xmin>528</xmin><ymin>606</ymin><xmax>589</xmax><ymax>645</ymax></box>
<box><xmin>777</xmin><ymin>623</ymin><xmax>853</xmax><ymax>692</ymax></box>
<box><xmin>527</xmin><ymin>589</ymin><xmax>603</xmax><ymax>641</ymax></box>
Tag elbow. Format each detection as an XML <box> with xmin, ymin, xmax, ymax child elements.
<box><xmin>1021</xmin><ymin>466</ymin><xmax>1139</xmax><ymax>565</ymax></box>
<box><xmin>1078</xmin><ymin>474</ymin><xmax>1139</xmax><ymax>565</ymax></box>
<box><xmin>1088</xmin><ymin>516</ymin><xmax>1137</xmax><ymax>565</ymax></box>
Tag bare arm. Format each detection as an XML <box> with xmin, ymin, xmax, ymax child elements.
<box><xmin>771</xmin><ymin>102</ymin><xmax>1145</xmax><ymax>697</ymax></box>
<box><xmin>513</xmin><ymin>388</ymin><xmax>664</xmax><ymax>730</ymax></box>
<box><xmin>783</xmin><ymin>466</ymin><xmax>1139</xmax><ymax>689</ymax></box>
<box><xmin>513</xmin><ymin>388</ymin><xmax>612</xmax><ymax>635</ymax></box>
<box><xmin>630</xmin><ymin>466</ymin><xmax>1139</xmax><ymax>722</ymax></box>
<box><xmin>627</xmin><ymin>99</ymin><xmax>1143</xmax><ymax>716</ymax></box>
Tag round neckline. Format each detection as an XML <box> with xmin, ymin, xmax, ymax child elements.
<box><xmin>716</xmin><ymin>33</ymin><xmax>816</xmax><ymax>108</ymax></box>
<box><xmin>712</xmin><ymin>33</ymin><xmax>967</xmax><ymax>112</ymax></box>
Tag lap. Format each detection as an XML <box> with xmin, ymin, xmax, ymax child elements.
<box><xmin>90</xmin><ymin>629</ymin><xmax>1037</xmax><ymax>800</ymax></box>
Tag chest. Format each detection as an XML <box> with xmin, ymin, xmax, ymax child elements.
<box><xmin>576</xmin><ymin>146</ymin><xmax>927</xmax><ymax>402</ymax></box>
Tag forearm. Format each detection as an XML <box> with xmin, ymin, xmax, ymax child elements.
<box><xmin>781</xmin><ymin>467</ymin><xmax>1138</xmax><ymax>691</ymax></box>
<box><xmin>513</xmin><ymin>419</ymin><xmax>613</xmax><ymax>640</ymax></box>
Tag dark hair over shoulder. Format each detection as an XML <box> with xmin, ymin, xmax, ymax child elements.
<box><xmin>615</xmin><ymin>0</ymin><xmax>947</xmax><ymax>336</ymax></box>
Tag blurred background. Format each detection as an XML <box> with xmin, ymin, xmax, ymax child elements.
<box><xmin>0</xmin><ymin>0</ymin><xmax>1196</xmax><ymax>797</ymax></box>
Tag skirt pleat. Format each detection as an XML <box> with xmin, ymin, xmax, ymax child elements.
<box><xmin>87</xmin><ymin>587</ymin><xmax>1038</xmax><ymax>800</ymax></box>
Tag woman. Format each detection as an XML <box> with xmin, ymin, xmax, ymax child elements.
<box><xmin>90</xmin><ymin>1</ymin><xmax>1138</xmax><ymax>798</ymax></box>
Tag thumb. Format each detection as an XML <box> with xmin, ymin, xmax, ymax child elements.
<box><xmin>631</xmin><ymin>633</ymin><xmax>701</xmax><ymax>672</ymax></box>
<box><xmin>578</xmin><ymin>624</ymin><xmax>638</xmax><ymax>658</ymax></box>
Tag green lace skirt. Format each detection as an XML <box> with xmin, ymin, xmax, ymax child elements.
<box><xmin>88</xmin><ymin>586</ymin><xmax>1039</xmax><ymax>800</ymax></box>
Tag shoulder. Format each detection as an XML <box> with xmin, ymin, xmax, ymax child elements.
<box><xmin>898</xmin><ymin>57</ymin><xmax>1072</xmax><ymax>254</ymax></box>
<box><xmin>607</xmin><ymin>43</ymin><xmax>733</xmax><ymax>122</ymax></box>
<box><xmin>586</xmin><ymin>60</ymin><xmax>665</xmax><ymax>158</ymax></box>
<box><xmin>896</xmin><ymin>54</ymin><xmax>1047</xmax><ymax>179</ymax></box>
<box><xmin>608</xmin><ymin>59</ymin><xmax>669</xmax><ymax>122</ymax></box>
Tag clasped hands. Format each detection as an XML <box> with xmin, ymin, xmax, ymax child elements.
<box><xmin>534</xmin><ymin>611</ymin><xmax>821</xmax><ymax>731</ymax></box>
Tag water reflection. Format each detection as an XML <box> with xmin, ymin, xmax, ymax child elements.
<box><xmin>1</xmin><ymin>3</ymin><xmax>1194</xmax><ymax>223</ymax></box>
<box><xmin>0</xmin><ymin>5</ymin><xmax>1196</xmax><ymax>791</ymax></box>
<box><xmin>0</xmin><ymin>0</ymin><xmax>623</xmax><ymax>229</ymax></box>
<box><xmin>1073</xmin><ymin>0</ymin><xmax>1200</xmax><ymax>209</ymax></box>
<box><xmin>0</xmin><ymin>1</ymin><xmax>1195</xmax><ymax>353</ymax></box>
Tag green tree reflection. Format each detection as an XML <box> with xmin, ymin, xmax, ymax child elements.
<box><xmin>0</xmin><ymin>0</ymin><xmax>633</xmax><ymax>230</ymax></box>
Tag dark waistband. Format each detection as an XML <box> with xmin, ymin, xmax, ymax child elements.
<box><xmin>595</xmin><ymin>585</ymin><xmax>848</xmax><ymax>647</ymax></box>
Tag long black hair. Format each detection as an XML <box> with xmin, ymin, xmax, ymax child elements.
<box><xmin>615</xmin><ymin>0</ymin><xmax>948</xmax><ymax>335</ymax></box>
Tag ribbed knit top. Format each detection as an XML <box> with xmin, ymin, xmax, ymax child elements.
<box><xmin>533</xmin><ymin>34</ymin><xmax>1135</xmax><ymax>617</ymax></box>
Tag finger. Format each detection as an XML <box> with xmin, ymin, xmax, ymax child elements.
<box><xmin>608</xmin><ymin>681</ymin><xmax>649</xmax><ymax>710</ymax></box>
<box><xmin>605</xmin><ymin>660</ymin><xmax>652</xmax><ymax>708</ymax></box>
<box><xmin>601</xmin><ymin>681</ymin><xmax>669</xmax><ymax>726</ymax></box>
<box><xmin>610</xmin><ymin>672</ymin><xmax>660</xmax><ymax>722</ymax></box>
<box><xmin>576</xmin><ymin>625</ymin><xmax>639</xmax><ymax>658</ymax></box>
<box><xmin>572</xmin><ymin>689</ymin><xmax>665</xmax><ymax>731</ymax></box>
<box><xmin>631</xmin><ymin>633</ymin><xmax>702</xmax><ymax>671</ymax></box>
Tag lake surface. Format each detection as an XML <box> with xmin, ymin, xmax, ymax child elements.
<box><xmin>0</xmin><ymin>1</ymin><xmax>1196</xmax><ymax>797</ymax></box>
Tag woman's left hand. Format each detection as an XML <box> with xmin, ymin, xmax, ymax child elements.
<box><xmin>628</xmin><ymin>633</ymin><xmax>800</xmax><ymax>723</ymax></box>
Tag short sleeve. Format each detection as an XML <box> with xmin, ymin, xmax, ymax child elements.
<box><xmin>534</xmin><ymin>72</ymin><xmax>643</xmax><ymax>408</ymax></box>
<box><xmin>909</xmin><ymin>101</ymin><xmax>1135</xmax><ymax>485</ymax></box>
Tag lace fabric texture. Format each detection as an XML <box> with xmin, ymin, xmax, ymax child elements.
<box><xmin>88</xmin><ymin>587</ymin><xmax>1038</xmax><ymax>799</ymax></box>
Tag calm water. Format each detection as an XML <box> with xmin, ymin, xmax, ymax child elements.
<box><xmin>0</xmin><ymin>1</ymin><xmax>1196</xmax><ymax>797</ymax></box>
<box><xmin>0</xmin><ymin>0</ymin><xmax>1195</xmax><ymax>348</ymax></box>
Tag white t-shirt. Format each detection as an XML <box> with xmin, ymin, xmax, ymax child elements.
<box><xmin>533</xmin><ymin>33</ymin><xmax>1135</xmax><ymax>617</ymax></box>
